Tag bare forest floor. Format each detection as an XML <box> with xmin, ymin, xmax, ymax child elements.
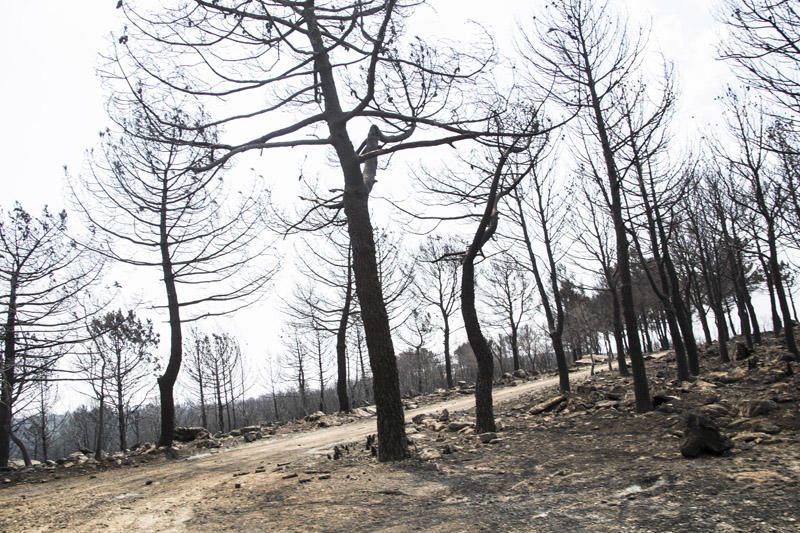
<box><xmin>1</xmin><ymin>338</ymin><xmax>799</xmax><ymax>532</ymax></box>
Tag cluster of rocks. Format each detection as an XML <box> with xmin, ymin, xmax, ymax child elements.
<box><xmin>513</xmin><ymin>342</ymin><xmax>797</xmax><ymax>460</ymax></box>
<box><xmin>402</xmin><ymin>407</ymin><xmax>510</xmax><ymax>461</ymax></box>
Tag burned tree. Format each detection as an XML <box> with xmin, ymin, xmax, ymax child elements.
<box><xmin>413</xmin><ymin>235</ymin><xmax>461</xmax><ymax>389</ymax></box>
<box><xmin>0</xmin><ymin>204</ymin><xmax>101</xmax><ymax>467</ymax></box>
<box><xmin>522</xmin><ymin>0</ymin><xmax>653</xmax><ymax>411</ymax></box>
<box><xmin>117</xmin><ymin>0</ymin><xmax>504</xmax><ymax>460</ymax></box>
<box><xmin>73</xmin><ymin>103</ymin><xmax>274</xmax><ymax>447</ymax></box>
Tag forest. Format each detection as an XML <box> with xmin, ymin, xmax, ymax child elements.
<box><xmin>1</xmin><ymin>0</ymin><xmax>799</xmax><ymax>509</ymax></box>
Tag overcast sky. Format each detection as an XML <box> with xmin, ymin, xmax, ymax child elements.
<box><xmin>0</xmin><ymin>1</ymin><xmax>739</xmax><ymax>405</ymax></box>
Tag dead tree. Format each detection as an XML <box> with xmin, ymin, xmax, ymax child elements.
<box><xmin>0</xmin><ymin>204</ymin><xmax>102</xmax><ymax>467</ymax></box>
<box><xmin>507</xmin><ymin>142</ymin><xmax>572</xmax><ymax>390</ymax></box>
<box><xmin>72</xmin><ymin>102</ymin><xmax>275</xmax><ymax>447</ymax></box>
<box><xmin>481</xmin><ymin>256</ymin><xmax>532</xmax><ymax>373</ymax></box>
<box><xmin>522</xmin><ymin>0</ymin><xmax>653</xmax><ymax>411</ymax></box>
<box><xmin>117</xmin><ymin>0</ymin><xmax>517</xmax><ymax>461</ymax></box>
<box><xmin>83</xmin><ymin>310</ymin><xmax>159</xmax><ymax>452</ymax></box>
<box><xmin>413</xmin><ymin>236</ymin><xmax>461</xmax><ymax>389</ymax></box>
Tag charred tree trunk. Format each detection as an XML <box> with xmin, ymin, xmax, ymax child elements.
<box><xmin>157</xmin><ymin>177</ymin><xmax>182</xmax><ymax>447</ymax></box>
<box><xmin>442</xmin><ymin>314</ymin><xmax>453</xmax><ymax>389</ymax></box>
<box><xmin>513</xmin><ymin>193</ymin><xmax>570</xmax><ymax>391</ymax></box>
<box><xmin>335</xmin><ymin>249</ymin><xmax>353</xmax><ymax>412</ymax></box>
<box><xmin>305</xmin><ymin>3</ymin><xmax>406</xmax><ymax>460</ymax></box>
<box><xmin>0</xmin><ymin>274</ymin><xmax>18</xmax><ymax>468</ymax></box>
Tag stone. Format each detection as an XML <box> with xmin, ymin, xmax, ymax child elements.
<box><xmin>732</xmin><ymin>432</ymin><xmax>773</xmax><ymax>443</ymax></box>
<box><xmin>479</xmin><ymin>432</ymin><xmax>498</xmax><ymax>444</ymax></box>
<box><xmin>698</xmin><ymin>403</ymin><xmax>729</xmax><ymax>418</ymax></box>
<box><xmin>174</xmin><ymin>427</ymin><xmax>210</xmax><ymax>442</ymax></box>
<box><xmin>680</xmin><ymin>411</ymin><xmax>733</xmax><ymax>458</ymax></box>
<box><xmin>529</xmin><ymin>395</ymin><xmax>567</xmax><ymax>415</ymax></box>
<box><xmin>652</xmin><ymin>393</ymin><xmax>679</xmax><ymax>407</ymax></box>
<box><xmin>750</xmin><ymin>421</ymin><xmax>781</xmax><ymax>434</ymax></box>
<box><xmin>411</xmin><ymin>413</ymin><xmax>430</xmax><ymax>425</ymax></box>
<box><xmin>738</xmin><ymin>399</ymin><xmax>778</xmax><ymax>418</ymax></box>
<box><xmin>595</xmin><ymin>400</ymin><xmax>620</xmax><ymax>409</ymax></box>
<box><xmin>418</xmin><ymin>448</ymin><xmax>442</xmax><ymax>461</ymax></box>
<box><xmin>243</xmin><ymin>431</ymin><xmax>261</xmax><ymax>443</ymax></box>
<box><xmin>447</xmin><ymin>421</ymin><xmax>471</xmax><ymax>432</ymax></box>
<box><xmin>422</xmin><ymin>420</ymin><xmax>446</xmax><ymax>432</ymax></box>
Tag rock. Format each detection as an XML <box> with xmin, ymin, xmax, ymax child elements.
<box><xmin>479</xmin><ymin>432</ymin><xmax>498</xmax><ymax>444</ymax></box>
<box><xmin>652</xmin><ymin>393</ymin><xmax>679</xmax><ymax>407</ymax></box>
<box><xmin>722</xmin><ymin>367</ymin><xmax>749</xmax><ymax>383</ymax></box>
<box><xmin>197</xmin><ymin>438</ymin><xmax>222</xmax><ymax>449</ymax></box>
<box><xmin>738</xmin><ymin>399</ymin><xmax>778</xmax><ymax>418</ymax></box>
<box><xmin>595</xmin><ymin>400</ymin><xmax>620</xmax><ymax>409</ymax></box>
<box><xmin>530</xmin><ymin>395</ymin><xmax>567</xmax><ymax>415</ymax></box>
<box><xmin>734</xmin><ymin>342</ymin><xmax>752</xmax><ymax>360</ymax></box>
<box><xmin>411</xmin><ymin>413</ymin><xmax>430</xmax><ymax>425</ymax></box>
<box><xmin>304</xmin><ymin>411</ymin><xmax>325</xmax><ymax>422</ymax></box>
<box><xmin>680</xmin><ymin>411</ymin><xmax>733</xmax><ymax>458</ymax></box>
<box><xmin>418</xmin><ymin>448</ymin><xmax>442</xmax><ymax>461</ymax></box>
<box><xmin>699</xmin><ymin>403</ymin><xmax>729</xmax><ymax>418</ymax></box>
<box><xmin>174</xmin><ymin>427</ymin><xmax>210</xmax><ymax>442</ymax></box>
<box><xmin>732</xmin><ymin>431</ymin><xmax>773</xmax><ymax>443</ymax></box>
<box><xmin>447</xmin><ymin>421</ymin><xmax>471</xmax><ymax>432</ymax></box>
<box><xmin>243</xmin><ymin>431</ymin><xmax>261</xmax><ymax>443</ymax></box>
<box><xmin>422</xmin><ymin>419</ymin><xmax>446</xmax><ymax>432</ymax></box>
<box><xmin>513</xmin><ymin>369</ymin><xmax>528</xmax><ymax>379</ymax></box>
<box><xmin>750</xmin><ymin>421</ymin><xmax>781</xmax><ymax>434</ymax></box>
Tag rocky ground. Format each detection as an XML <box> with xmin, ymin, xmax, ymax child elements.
<box><xmin>1</xmin><ymin>338</ymin><xmax>798</xmax><ymax>532</ymax></box>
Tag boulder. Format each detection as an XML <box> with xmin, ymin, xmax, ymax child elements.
<box><xmin>304</xmin><ymin>411</ymin><xmax>325</xmax><ymax>422</ymax></box>
<box><xmin>243</xmin><ymin>431</ymin><xmax>262</xmax><ymax>443</ymax></box>
<box><xmin>738</xmin><ymin>399</ymin><xmax>778</xmax><ymax>418</ymax></box>
<box><xmin>174</xmin><ymin>427</ymin><xmax>210</xmax><ymax>442</ymax></box>
<box><xmin>680</xmin><ymin>412</ymin><xmax>732</xmax><ymax>458</ymax></box>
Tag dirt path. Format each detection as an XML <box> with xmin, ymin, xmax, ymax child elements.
<box><xmin>0</xmin><ymin>368</ymin><xmax>602</xmax><ymax>532</ymax></box>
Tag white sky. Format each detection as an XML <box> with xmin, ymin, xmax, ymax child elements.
<box><xmin>0</xmin><ymin>1</ymin><xmax>742</xmax><ymax>408</ymax></box>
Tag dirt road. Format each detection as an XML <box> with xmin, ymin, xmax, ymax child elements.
<box><xmin>0</xmin><ymin>368</ymin><xmax>602</xmax><ymax>532</ymax></box>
